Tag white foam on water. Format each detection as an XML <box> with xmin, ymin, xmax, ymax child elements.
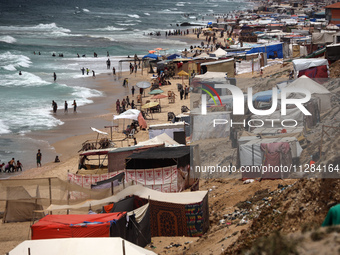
<box><xmin>71</xmin><ymin>86</ymin><xmax>103</xmax><ymax>106</ymax></box>
<box><xmin>0</xmin><ymin>120</ymin><xmax>11</xmax><ymax>135</ymax></box>
<box><xmin>0</xmin><ymin>35</ymin><xmax>17</xmax><ymax>44</ymax></box>
<box><xmin>0</xmin><ymin>72</ymin><xmax>49</xmax><ymax>87</ymax></box>
<box><xmin>128</xmin><ymin>14</ymin><xmax>140</xmax><ymax>19</ymax></box>
<box><xmin>144</xmin><ymin>13</ymin><xmax>150</xmax><ymax>16</ymax></box>
<box><xmin>0</xmin><ymin>51</ymin><xmax>32</xmax><ymax>70</ymax></box>
<box><xmin>94</xmin><ymin>26</ymin><xmax>127</xmax><ymax>31</ymax></box>
<box><xmin>0</xmin><ymin>23</ymin><xmax>71</xmax><ymax>33</ymax></box>
<box><xmin>176</xmin><ymin>2</ymin><xmax>185</xmax><ymax>6</ymax></box>
<box><xmin>117</xmin><ymin>23</ymin><xmax>136</xmax><ymax>26</ymax></box>
<box><xmin>83</xmin><ymin>8</ymin><xmax>90</xmax><ymax>12</ymax></box>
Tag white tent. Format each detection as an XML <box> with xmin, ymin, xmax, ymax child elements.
<box><xmin>136</xmin><ymin>133</ymin><xmax>180</xmax><ymax>147</ymax></box>
<box><xmin>211</xmin><ymin>48</ymin><xmax>227</xmax><ymax>58</ymax></box>
<box><xmin>282</xmin><ymin>75</ymin><xmax>331</xmax><ymax>112</ymax></box>
<box><xmin>113</xmin><ymin>109</ymin><xmax>140</xmax><ymax>120</ymax></box>
<box><xmin>9</xmin><ymin>238</ymin><xmax>157</xmax><ymax>255</ymax></box>
<box><xmin>292</xmin><ymin>58</ymin><xmax>329</xmax><ymax>77</ymax></box>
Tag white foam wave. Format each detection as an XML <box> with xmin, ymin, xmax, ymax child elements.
<box><xmin>0</xmin><ymin>51</ymin><xmax>31</xmax><ymax>70</ymax></box>
<box><xmin>144</xmin><ymin>13</ymin><xmax>150</xmax><ymax>16</ymax></box>
<box><xmin>0</xmin><ymin>72</ymin><xmax>49</xmax><ymax>87</ymax></box>
<box><xmin>98</xmin><ymin>26</ymin><xmax>126</xmax><ymax>31</ymax></box>
<box><xmin>0</xmin><ymin>35</ymin><xmax>17</xmax><ymax>44</ymax></box>
<box><xmin>71</xmin><ymin>87</ymin><xmax>103</xmax><ymax>106</ymax></box>
<box><xmin>0</xmin><ymin>120</ymin><xmax>11</xmax><ymax>135</ymax></box>
<box><xmin>176</xmin><ymin>3</ymin><xmax>185</xmax><ymax>6</ymax></box>
<box><xmin>83</xmin><ymin>8</ymin><xmax>90</xmax><ymax>12</ymax></box>
<box><xmin>128</xmin><ymin>14</ymin><xmax>140</xmax><ymax>18</ymax></box>
<box><xmin>0</xmin><ymin>23</ymin><xmax>70</xmax><ymax>33</ymax></box>
<box><xmin>117</xmin><ymin>23</ymin><xmax>136</xmax><ymax>26</ymax></box>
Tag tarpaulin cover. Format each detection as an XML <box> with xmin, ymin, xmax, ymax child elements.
<box><xmin>31</xmin><ymin>212</ymin><xmax>126</xmax><ymax>240</ymax></box>
<box><xmin>8</xmin><ymin>237</ymin><xmax>157</xmax><ymax>255</ymax></box>
<box><xmin>246</xmin><ymin>43</ymin><xmax>283</xmax><ymax>59</ymax></box>
<box><xmin>292</xmin><ymin>58</ymin><xmax>328</xmax><ymax>71</ymax></box>
<box><xmin>298</xmin><ymin>65</ymin><xmax>328</xmax><ymax>79</ymax></box>
<box><xmin>91</xmin><ymin>172</ymin><xmax>125</xmax><ymax>190</ymax></box>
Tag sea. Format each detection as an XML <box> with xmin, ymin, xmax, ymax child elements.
<box><xmin>0</xmin><ymin>0</ymin><xmax>251</xmax><ymax>176</ymax></box>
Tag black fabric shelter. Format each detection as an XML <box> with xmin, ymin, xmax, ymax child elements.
<box><xmin>125</xmin><ymin>146</ymin><xmax>190</xmax><ymax>169</ymax></box>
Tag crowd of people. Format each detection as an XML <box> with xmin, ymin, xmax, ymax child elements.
<box><xmin>116</xmin><ymin>95</ymin><xmax>135</xmax><ymax>113</ymax></box>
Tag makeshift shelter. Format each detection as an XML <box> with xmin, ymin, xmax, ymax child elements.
<box><xmin>211</xmin><ymin>48</ymin><xmax>227</xmax><ymax>58</ymax></box>
<box><xmin>283</xmin><ymin>75</ymin><xmax>331</xmax><ymax>113</ymax></box>
<box><xmin>125</xmin><ymin>146</ymin><xmax>192</xmax><ymax>192</ymax></box>
<box><xmin>200</xmin><ymin>58</ymin><xmax>235</xmax><ymax>77</ymax></box>
<box><xmin>31</xmin><ymin>212</ymin><xmax>127</xmax><ymax>240</ymax></box>
<box><xmin>108</xmin><ymin>144</ymin><xmax>164</xmax><ymax>173</ymax></box>
<box><xmin>136</xmin><ymin>133</ymin><xmax>180</xmax><ymax>147</ymax></box>
<box><xmin>292</xmin><ymin>58</ymin><xmax>329</xmax><ymax>79</ymax></box>
<box><xmin>45</xmin><ymin>185</ymin><xmax>209</xmax><ymax>238</ymax></box>
<box><xmin>148</xmin><ymin>122</ymin><xmax>186</xmax><ymax>139</ymax></box>
<box><xmin>326</xmin><ymin>43</ymin><xmax>340</xmax><ymax>63</ymax></box>
<box><xmin>142</xmin><ymin>53</ymin><xmax>159</xmax><ymax>60</ymax></box>
<box><xmin>9</xmin><ymin>238</ymin><xmax>157</xmax><ymax>255</ymax></box>
<box><xmin>246</xmin><ymin>43</ymin><xmax>283</xmax><ymax>59</ymax></box>
<box><xmin>113</xmin><ymin>109</ymin><xmax>147</xmax><ymax>130</ymax></box>
<box><xmin>238</xmin><ymin>137</ymin><xmax>303</xmax><ymax>179</ymax></box>
<box><xmin>191</xmin><ymin>112</ymin><xmax>231</xmax><ymax>142</ymax></box>
<box><xmin>3</xmin><ymin>186</ymin><xmax>44</xmax><ymax>223</ymax></box>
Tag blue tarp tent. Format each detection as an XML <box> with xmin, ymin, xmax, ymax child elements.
<box><xmin>167</xmin><ymin>54</ymin><xmax>181</xmax><ymax>60</ymax></box>
<box><xmin>246</xmin><ymin>43</ymin><xmax>283</xmax><ymax>59</ymax></box>
<box><xmin>142</xmin><ymin>54</ymin><xmax>159</xmax><ymax>60</ymax></box>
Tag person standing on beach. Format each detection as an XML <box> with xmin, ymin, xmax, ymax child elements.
<box><xmin>112</xmin><ymin>67</ymin><xmax>116</xmax><ymax>75</ymax></box>
<box><xmin>81</xmin><ymin>67</ymin><xmax>85</xmax><ymax>75</ymax></box>
<box><xmin>134</xmin><ymin>63</ymin><xmax>137</xmax><ymax>73</ymax></box>
<box><xmin>64</xmin><ymin>101</ymin><xmax>68</xmax><ymax>113</ymax></box>
<box><xmin>86</xmin><ymin>68</ymin><xmax>90</xmax><ymax>75</ymax></box>
<box><xmin>16</xmin><ymin>160</ymin><xmax>23</xmax><ymax>171</ymax></box>
<box><xmin>126</xmin><ymin>96</ymin><xmax>130</xmax><ymax>107</ymax></box>
<box><xmin>92</xmin><ymin>70</ymin><xmax>96</xmax><ymax>77</ymax></box>
<box><xmin>116</xmin><ymin>99</ymin><xmax>120</xmax><ymax>113</ymax></box>
<box><xmin>106</xmin><ymin>59</ymin><xmax>111</xmax><ymax>69</ymax></box>
<box><xmin>36</xmin><ymin>149</ymin><xmax>42</xmax><ymax>167</ymax></box>
<box><xmin>131</xmin><ymin>86</ymin><xmax>135</xmax><ymax>97</ymax></box>
<box><xmin>72</xmin><ymin>100</ymin><xmax>77</xmax><ymax>112</ymax></box>
<box><xmin>53</xmin><ymin>72</ymin><xmax>57</xmax><ymax>81</ymax></box>
<box><xmin>52</xmin><ymin>100</ymin><xmax>57</xmax><ymax>113</ymax></box>
<box><xmin>180</xmin><ymin>86</ymin><xmax>184</xmax><ymax>100</ymax></box>
<box><xmin>131</xmin><ymin>100</ymin><xmax>135</xmax><ymax>109</ymax></box>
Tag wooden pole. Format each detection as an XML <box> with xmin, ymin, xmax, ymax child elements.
<box><xmin>122</xmin><ymin>240</ymin><xmax>126</xmax><ymax>255</ymax></box>
<box><xmin>111</xmin><ymin>181</ymin><xmax>114</xmax><ymax>195</ymax></box>
<box><xmin>67</xmin><ymin>170</ymin><xmax>70</xmax><ymax>215</ymax></box>
<box><xmin>48</xmin><ymin>178</ymin><xmax>52</xmax><ymax>215</ymax></box>
<box><xmin>319</xmin><ymin>125</ymin><xmax>324</xmax><ymax>160</ymax></box>
<box><xmin>28</xmin><ymin>248</ymin><xmax>31</xmax><ymax>255</ymax></box>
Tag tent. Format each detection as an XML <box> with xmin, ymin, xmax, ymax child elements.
<box><xmin>282</xmin><ymin>75</ymin><xmax>331</xmax><ymax>113</ymax></box>
<box><xmin>31</xmin><ymin>212</ymin><xmax>127</xmax><ymax>240</ymax></box>
<box><xmin>114</xmin><ymin>109</ymin><xmax>140</xmax><ymax>121</ymax></box>
<box><xmin>125</xmin><ymin>146</ymin><xmax>192</xmax><ymax>192</ymax></box>
<box><xmin>142</xmin><ymin>53</ymin><xmax>159</xmax><ymax>60</ymax></box>
<box><xmin>292</xmin><ymin>58</ymin><xmax>329</xmax><ymax>79</ymax></box>
<box><xmin>200</xmin><ymin>58</ymin><xmax>235</xmax><ymax>78</ymax></box>
<box><xmin>246</xmin><ymin>43</ymin><xmax>283</xmax><ymax>59</ymax></box>
<box><xmin>211</xmin><ymin>48</ymin><xmax>227</xmax><ymax>58</ymax></box>
<box><xmin>148</xmin><ymin>122</ymin><xmax>186</xmax><ymax>139</ymax></box>
<box><xmin>108</xmin><ymin>144</ymin><xmax>164</xmax><ymax>173</ymax></box>
<box><xmin>9</xmin><ymin>238</ymin><xmax>156</xmax><ymax>255</ymax></box>
<box><xmin>45</xmin><ymin>185</ymin><xmax>209</xmax><ymax>238</ymax></box>
<box><xmin>239</xmin><ymin>137</ymin><xmax>303</xmax><ymax>179</ymax></box>
<box><xmin>3</xmin><ymin>186</ymin><xmax>44</xmax><ymax>223</ymax></box>
<box><xmin>167</xmin><ymin>53</ymin><xmax>181</xmax><ymax>60</ymax></box>
<box><xmin>136</xmin><ymin>133</ymin><xmax>180</xmax><ymax>147</ymax></box>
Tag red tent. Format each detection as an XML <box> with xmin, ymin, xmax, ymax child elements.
<box><xmin>31</xmin><ymin>212</ymin><xmax>126</xmax><ymax>240</ymax></box>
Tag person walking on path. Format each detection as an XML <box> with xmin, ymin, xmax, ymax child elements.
<box><xmin>131</xmin><ymin>86</ymin><xmax>135</xmax><ymax>97</ymax></box>
<box><xmin>36</xmin><ymin>149</ymin><xmax>42</xmax><ymax>167</ymax></box>
<box><xmin>72</xmin><ymin>100</ymin><xmax>77</xmax><ymax>112</ymax></box>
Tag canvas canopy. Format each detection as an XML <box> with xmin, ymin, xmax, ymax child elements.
<box><xmin>292</xmin><ymin>58</ymin><xmax>328</xmax><ymax>72</ymax></box>
<box><xmin>211</xmin><ymin>48</ymin><xmax>227</xmax><ymax>58</ymax></box>
<box><xmin>114</xmin><ymin>109</ymin><xmax>140</xmax><ymax>121</ymax></box>
<box><xmin>136</xmin><ymin>133</ymin><xmax>180</xmax><ymax>147</ymax></box>
<box><xmin>312</xmin><ymin>32</ymin><xmax>337</xmax><ymax>44</ymax></box>
<box><xmin>31</xmin><ymin>212</ymin><xmax>126</xmax><ymax>240</ymax></box>
<box><xmin>9</xmin><ymin>238</ymin><xmax>157</xmax><ymax>255</ymax></box>
<box><xmin>148</xmin><ymin>122</ymin><xmax>186</xmax><ymax>139</ymax></box>
<box><xmin>45</xmin><ymin>185</ymin><xmax>209</xmax><ymax>238</ymax></box>
<box><xmin>200</xmin><ymin>58</ymin><xmax>235</xmax><ymax>77</ymax></box>
<box><xmin>281</xmin><ymin>75</ymin><xmax>331</xmax><ymax>112</ymax></box>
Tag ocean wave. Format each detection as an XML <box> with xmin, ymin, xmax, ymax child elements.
<box><xmin>83</xmin><ymin>8</ymin><xmax>90</xmax><ymax>12</ymax></box>
<box><xmin>144</xmin><ymin>13</ymin><xmax>150</xmax><ymax>16</ymax></box>
<box><xmin>117</xmin><ymin>23</ymin><xmax>136</xmax><ymax>26</ymax></box>
<box><xmin>0</xmin><ymin>51</ymin><xmax>32</xmax><ymax>70</ymax></box>
<box><xmin>0</xmin><ymin>72</ymin><xmax>49</xmax><ymax>87</ymax></box>
<box><xmin>0</xmin><ymin>35</ymin><xmax>17</xmax><ymax>44</ymax></box>
<box><xmin>128</xmin><ymin>14</ymin><xmax>140</xmax><ymax>19</ymax></box>
<box><xmin>97</xmin><ymin>26</ymin><xmax>126</xmax><ymax>31</ymax></box>
<box><xmin>71</xmin><ymin>87</ymin><xmax>103</xmax><ymax>106</ymax></box>
<box><xmin>0</xmin><ymin>23</ymin><xmax>71</xmax><ymax>33</ymax></box>
<box><xmin>0</xmin><ymin>120</ymin><xmax>11</xmax><ymax>135</ymax></box>
<box><xmin>176</xmin><ymin>2</ymin><xmax>185</xmax><ymax>6</ymax></box>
